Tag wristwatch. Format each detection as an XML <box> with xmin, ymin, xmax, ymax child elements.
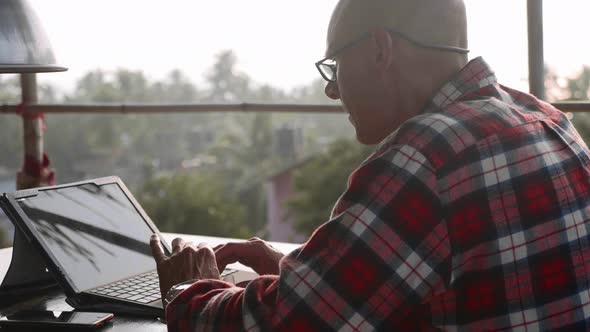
<box><xmin>163</xmin><ymin>279</ymin><xmax>199</xmax><ymax>307</ymax></box>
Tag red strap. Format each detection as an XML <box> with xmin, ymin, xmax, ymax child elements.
<box><xmin>17</xmin><ymin>104</ymin><xmax>55</xmax><ymax>185</ymax></box>
<box><xmin>22</xmin><ymin>154</ymin><xmax>55</xmax><ymax>185</ymax></box>
<box><xmin>16</xmin><ymin>103</ymin><xmax>46</xmax><ymax>131</ymax></box>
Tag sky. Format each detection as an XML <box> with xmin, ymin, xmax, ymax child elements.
<box><xmin>26</xmin><ymin>0</ymin><xmax>590</xmax><ymax>97</ymax></box>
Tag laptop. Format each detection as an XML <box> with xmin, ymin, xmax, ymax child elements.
<box><xmin>0</xmin><ymin>176</ymin><xmax>255</xmax><ymax>317</ymax></box>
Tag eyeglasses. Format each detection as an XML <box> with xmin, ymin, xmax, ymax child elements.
<box><xmin>315</xmin><ymin>27</ymin><xmax>470</xmax><ymax>83</ymax></box>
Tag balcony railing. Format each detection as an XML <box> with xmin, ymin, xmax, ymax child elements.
<box><xmin>1</xmin><ymin>102</ymin><xmax>590</xmax><ymax>115</ymax></box>
<box><xmin>0</xmin><ymin>103</ymin><xmax>343</xmax><ymax>114</ymax></box>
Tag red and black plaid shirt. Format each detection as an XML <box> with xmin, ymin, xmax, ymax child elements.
<box><xmin>167</xmin><ymin>57</ymin><xmax>590</xmax><ymax>331</ymax></box>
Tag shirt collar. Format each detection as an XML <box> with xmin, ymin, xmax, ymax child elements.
<box><xmin>423</xmin><ymin>56</ymin><xmax>498</xmax><ymax>113</ymax></box>
<box><xmin>375</xmin><ymin>57</ymin><xmax>497</xmax><ymax>151</ymax></box>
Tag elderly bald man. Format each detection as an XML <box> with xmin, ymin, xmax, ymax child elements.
<box><xmin>152</xmin><ymin>0</ymin><xmax>590</xmax><ymax>330</ymax></box>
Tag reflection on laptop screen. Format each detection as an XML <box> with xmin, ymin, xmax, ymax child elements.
<box><xmin>17</xmin><ymin>183</ymin><xmax>156</xmax><ymax>292</ymax></box>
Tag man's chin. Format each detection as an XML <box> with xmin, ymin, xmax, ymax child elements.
<box><xmin>350</xmin><ymin>117</ymin><xmax>381</xmax><ymax>145</ymax></box>
<box><xmin>354</xmin><ymin>126</ymin><xmax>388</xmax><ymax>145</ymax></box>
<box><xmin>355</xmin><ymin>131</ymin><xmax>378</xmax><ymax>145</ymax></box>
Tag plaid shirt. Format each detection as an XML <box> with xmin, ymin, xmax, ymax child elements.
<box><xmin>167</xmin><ymin>57</ymin><xmax>590</xmax><ymax>331</ymax></box>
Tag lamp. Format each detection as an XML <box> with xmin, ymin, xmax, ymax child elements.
<box><xmin>0</xmin><ymin>0</ymin><xmax>66</xmax><ymax>73</ymax></box>
<box><xmin>0</xmin><ymin>0</ymin><xmax>67</xmax><ymax>189</ymax></box>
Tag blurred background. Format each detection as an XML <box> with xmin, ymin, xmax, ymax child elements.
<box><xmin>1</xmin><ymin>0</ymin><xmax>589</xmax><ymax>247</ymax></box>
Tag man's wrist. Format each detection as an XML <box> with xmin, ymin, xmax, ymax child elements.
<box><xmin>163</xmin><ymin>279</ymin><xmax>199</xmax><ymax>307</ymax></box>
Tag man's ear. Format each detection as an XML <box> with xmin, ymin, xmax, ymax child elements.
<box><xmin>370</xmin><ymin>29</ymin><xmax>394</xmax><ymax>72</ymax></box>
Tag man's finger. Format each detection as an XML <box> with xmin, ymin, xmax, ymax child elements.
<box><xmin>195</xmin><ymin>246</ymin><xmax>220</xmax><ymax>279</ymax></box>
<box><xmin>171</xmin><ymin>237</ymin><xmax>186</xmax><ymax>254</ymax></box>
<box><xmin>216</xmin><ymin>242</ymin><xmax>249</xmax><ymax>268</ymax></box>
<box><xmin>183</xmin><ymin>247</ymin><xmax>197</xmax><ymax>280</ymax></box>
<box><xmin>215</xmin><ymin>243</ymin><xmax>237</xmax><ymax>271</ymax></box>
<box><xmin>214</xmin><ymin>244</ymin><xmax>228</xmax><ymax>272</ymax></box>
<box><xmin>150</xmin><ymin>234</ymin><xmax>167</xmax><ymax>264</ymax></box>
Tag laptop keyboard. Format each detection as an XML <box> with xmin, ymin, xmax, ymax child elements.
<box><xmin>90</xmin><ymin>270</ymin><xmax>161</xmax><ymax>304</ymax></box>
<box><xmin>90</xmin><ymin>269</ymin><xmax>239</xmax><ymax>304</ymax></box>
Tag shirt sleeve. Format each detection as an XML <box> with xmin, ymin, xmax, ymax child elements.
<box><xmin>166</xmin><ymin>145</ymin><xmax>451</xmax><ymax>331</ymax></box>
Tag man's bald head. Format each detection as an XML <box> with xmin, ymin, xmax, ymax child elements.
<box><xmin>322</xmin><ymin>0</ymin><xmax>469</xmax><ymax>145</ymax></box>
<box><xmin>326</xmin><ymin>0</ymin><xmax>467</xmax><ymax>56</ymax></box>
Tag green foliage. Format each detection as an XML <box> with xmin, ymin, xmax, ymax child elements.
<box><xmin>551</xmin><ymin>66</ymin><xmax>590</xmax><ymax>144</ymax></box>
<box><xmin>0</xmin><ymin>115</ymin><xmax>23</xmax><ymax>171</ymax></box>
<box><xmin>571</xmin><ymin>113</ymin><xmax>590</xmax><ymax>144</ymax></box>
<box><xmin>0</xmin><ymin>227</ymin><xmax>7</xmax><ymax>248</ymax></box>
<box><xmin>0</xmin><ymin>50</ymin><xmax>335</xmax><ymax>238</ymax></box>
<box><xmin>0</xmin><ymin>75</ymin><xmax>20</xmax><ymax>103</ymax></box>
<box><xmin>42</xmin><ymin>68</ymin><xmax>210</xmax><ymax>183</ymax></box>
<box><xmin>288</xmin><ymin>139</ymin><xmax>374</xmax><ymax>236</ymax></box>
<box><xmin>64</xmin><ymin>69</ymin><xmax>200</xmax><ymax>103</ymax></box>
<box><xmin>567</xmin><ymin>66</ymin><xmax>590</xmax><ymax>101</ymax></box>
<box><xmin>136</xmin><ymin>172</ymin><xmax>250</xmax><ymax>238</ymax></box>
<box><xmin>3</xmin><ymin>52</ymin><xmax>589</xmax><ymax>242</ymax></box>
<box><xmin>205</xmin><ymin>51</ymin><xmax>252</xmax><ymax>102</ymax></box>
<box><xmin>209</xmin><ymin>112</ymin><xmax>277</xmax><ymax>232</ymax></box>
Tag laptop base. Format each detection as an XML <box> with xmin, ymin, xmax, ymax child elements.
<box><xmin>66</xmin><ymin>294</ymin><xmax>164</xmax><ymax>318</ymax></box>
<box><xmin>0</xmin><ymin>226</ymin><xmax>56</xmax><ymax>294</ymax></box>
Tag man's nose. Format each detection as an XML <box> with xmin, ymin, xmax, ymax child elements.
<box><xmin>324</xmin><ymin>81</ymin><xmax>340</xmax><ymax>100</ymax></box>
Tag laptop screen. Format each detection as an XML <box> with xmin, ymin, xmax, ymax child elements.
<box><xmin>16</xmin><ymin>183</ymin><xmax>157</xmax><ymax>292</ymax></box>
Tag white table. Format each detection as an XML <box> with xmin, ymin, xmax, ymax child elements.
<box><xmin>0</xmin><ymin>232</ymin><xmax>301</xmax><ymax>284</ymax></box>
<box><xmin>0</xmin><ymin>233</ymin><xmax>301</xmax><ymax>331</ymax></box>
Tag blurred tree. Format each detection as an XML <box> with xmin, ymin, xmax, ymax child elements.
<box><xmin>46</xmin><ymin>68</ymin><xmax>205</xmax><ymax>182</ymax></box>
<box><xmin>209</xmin><ymin>112</ymin><xmax>277</xmax><ymax>233</ymax></box>
<box><xmin>287</xmin><ymin>139</ymin><xmax>374</xmax><ymax>236</ymax></box>
<box><xmin>0</xmin><ymin>51</ymin><xmax>353</xmax><ymax>238</ymax></box>
<box><xmin>113</xmin><ymin>70</ymin><xmax>152</xmax><ymax>102</ymax></box>
<box><xmin>573</xmin><ymin>113</ymin><xmax>590</xmax><ymax>145</ymax></box>
<box><xmin>289</xmin><ymin>78</ymin><xmax>331</xmax><ymax>104</ymax></box>
<box><xmin>205</xmin><ymin>50</ymin><xmax>252</xmax><ymax>102</ymax></box>
<box><xmin>65</xmin><ymin>70</ymin><xmax>116</xmax><ymax>103</ymax></box>
<box><xmin>286</xmin><ymin>78</ymin><xmax>352</xmax><ymax>145</ymax></box>
<box><xmin>0</xmin><ymin>75</ymin><xmax>20</xmax><ymax>103</ymax></box>
<box><xmin>152</xmin><ymin>69</ymin><xmax>200</xmax><ymax>103</ymax></box>
<box><xmin>567</xmin><ymin>66</ymin><xmax>590</xmax><ymax>101</ymax></box>
<box><xmin>0</xmin><ymin>114</ymin><xmax>22</xmax><ymax>171</ymax></box>
<box><xmin>136</xmin><ymin>172</ymin><xmax>250</xmax><ymax>238</ymax></box>
<box><xmin>60</xmin><ymin>70</ymin><xmax>127</xmax><ymax>154</ymax></box>
<box><xmin>0</xmin><ymin>227</ymin><xmax>7</xmax><ymax>248</ymax></box>
<box><xmin>203</xmin><ymin>51</ymin><xmax>291</xmax><ymax>234</ymax></box>
<box><xmin>547</xmin><ymin>66</ymin><xmax>590</xmax><ymax>144</ymax></box>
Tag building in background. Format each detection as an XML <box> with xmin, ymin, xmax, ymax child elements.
<box><xmin>265</xmin><ymin>125</ymin><xmax>309</xmax><ymax>242</ymax></box>
<box><xmin>265</xmin><ymin>160</ymin><xmax>309</xmax><ymax>243</ymax></box>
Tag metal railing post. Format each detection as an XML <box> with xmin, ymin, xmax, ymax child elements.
<box><xmin>527</xmin><ymin>0</ymin><xmax>546</xmax><ymax>100</ymax></box>
<box><xmin>17</xmin><ymin>73</ymin><xmax>49</xmax><ymax>189</ymax></box>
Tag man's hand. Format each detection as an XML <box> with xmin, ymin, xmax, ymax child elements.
<box><xmin>150</xmin><ymin>234</ymin><xmax>221</xmax><ymax>301</ymax></box>
<box><xmin>214</xmin><ymin>237</ymin><xmax>284</xmax><ymax>276</ymax></box>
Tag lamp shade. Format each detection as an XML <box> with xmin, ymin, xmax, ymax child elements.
<box><xmin>0</xmin><ymin>0</ymin><xmax>67</xmax><ymax>73</ymax></box>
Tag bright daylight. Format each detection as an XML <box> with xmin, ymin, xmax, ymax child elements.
<box><xmin>1</xmin><ymin>0</ymin><xmax>590</xmax><ymax>330</ymax></box>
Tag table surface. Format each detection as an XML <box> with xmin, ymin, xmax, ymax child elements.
<box><xmin>0</xmin><ymin>233</ymin><xmax>301</xmax><ymax>331</ymax></box>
